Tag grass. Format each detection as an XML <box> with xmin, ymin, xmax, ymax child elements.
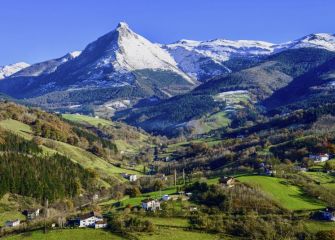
<box><xmin>62</xmin><ymin>114</ymin><xmax>114</xmax><ymax>127</ymax></box>
<box><xmin>304</xmin><ymin>172</ymin><xmax>335</xmax><ymax>184</ymax></box>
<box><xmin>304</xmin><ymin>172</ymin><xmax>335</xmax><ymax>191</ymax></box>
<box><xmin>62</xmin><ymin>114</ymin><xmax>150</xmax><ymax>155</ymax></box>
<box><xmin>142</xmin><ymin>217</ymin><xmax>189</xmax><ymax>228</ymax></box>
<box><xmin>0</xmin><ymin>119</ymin><xmax>33</xmax><ymax>140</ymax></box>
<box><xmin>304</xmin><ymin>220</ymin><xmax>335</xmax><ymax>233</ymax></box>
<box><xmin>237</xmin><ymin>175</ymin><xmax>325</xmax><ymax>211</ymax></box>
<box><xmin>0</xmin><ymin>194</ymin><xmax>34</xmax><ymax>227</ymax></box>
<box><xmin>48</xmin><ymin>140</ymin><xmax>138</xmax><ymax>175</ymax></box>
<box><xmin>204</xmin><ymin>177</ymin><xmax>220</xmax><ymax>185</ymax></box>
<box><xmin>4</xmin><ymin>229</ymin><xmax>125</xmax><ymax>240</ymax></box>
<box><xmin>200</xmin><ymin>111</ymin><xmax>231</xmax><ymax>133</ymax></box>
<box><xmin>136</xmin><ymin>227</ymin><xmax>224</xmax><ymax>240</ymax></box>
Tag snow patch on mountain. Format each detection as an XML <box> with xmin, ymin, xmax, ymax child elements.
<box><xmin>0</xmin><ymin>62</ymin><xmax>30</xmax><ymax>79</ymax></box>
<box><xmin>165</xmin><ymin>33</ymin><xmax>335</xmax><ymax>80</ymax></box>
<box><xmin>167</xmin><ymin>39</ymin><xmax>274</xmax><ymax>62</ymax></box>
<box><xmin>164</xmin><ymin>39</ymin><xmax>274</xmax><ymax>80</ymax></box>
<box><xmin>11</xmin><ymin>51</ymin><xmax>82</xmax><ymax>78</ymax></box>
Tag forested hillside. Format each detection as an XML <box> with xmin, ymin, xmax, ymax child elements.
<box><xmin>114</xmin><ymin>48</ymin><xmax>335</xmax><ymax>136</ymax></box>
<box><xmin>0</xmin><ymin>101</ymin><xmax>156</xmax><ymax>204</ymax></box>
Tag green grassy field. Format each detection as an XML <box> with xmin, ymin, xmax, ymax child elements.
<box><xmin>304</xmin><ymin>172</ymin><xmax>335</xmax><ymax>190</ymax></box>
<box><xmin>136</xmin><ymin>227</ymin><xmax>224</xmax><ymax>240</ymax></box>
<box><xmin>304</xmin><ymin>172</ymin><xmax>334</xmax><ymax>184</ymax></box>
<box><xmin>0</xmin><ymin>119</ymin><xmax>33</xmax><ymax>140</ymax></box>
<box><xmin>62</xmin><ymin>114</ymin><xmax>114</xmax><ymax>127</ymax></box>
<box><xmin>237</xmin><ymin>175</ymin><xmax>325</xmax><ymax>211</ymax></box>
<box><xmin>62</xmin><ymin>114</ymin><xmax>150</xmax><ymax>155</ymax></box>
<box><xmin>4</xmin><ymin>229</ymin><xmax>125</xmax><ymax>240</ymax></box>
<box><xmin>304</xmin><ymin>220</ymin><xmax>335</xmax><ymax>233</ymax></box>
<box><xmin>200</xmin><ymin>111</ymin><xmax>231</xmax><ymax>134</ymax></box>
<box><xmin>143</xmin><ymin>217</ymin><xmax>189</xmax><ymax>228</ymax></box>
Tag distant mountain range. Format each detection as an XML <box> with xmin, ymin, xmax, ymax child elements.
<box><xmin>164</xmin><ymin>33</ymin><xmax>335</xmax><ymax>81</ymax></box>
<box><xmin>0</xmin><ymin>22</ymin><xmax>335</xmax><ymax>135</ymax></box>
<box><xmin>0</xmin><ymin>62</ymin><xmax>30</xmax><ymax>79</ymax></box>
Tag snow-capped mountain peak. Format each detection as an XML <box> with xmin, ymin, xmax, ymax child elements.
<box><xmin>275</xmin><ymin>33</ymin><xmax>335</xmax><ymax>52</ymax></box>
<box><xmin>117</xmin><ymin>21</ymin><xmax>130</xmax><ymax>30</ymax></box>
<box><xmin>82</xmin><ymin>22</ymin><xmax>195</xmax><ymax>84</ymax></box>
<box><xmin>0</xmin><ymin>62</ymin><xmax>30</xmax><ymax>79</ymax></box>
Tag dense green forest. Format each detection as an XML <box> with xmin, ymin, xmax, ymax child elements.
<box><xmin>0</xmin><ymin>128</ymin><xmax>96</xmax><ymax>201</ymax></box>
<box><xmin>0</xmin><ymin>153</ymin><xmax>95</xmax><ymax>201</ymax></box>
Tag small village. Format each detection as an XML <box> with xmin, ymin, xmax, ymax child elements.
<box><xmin>2</xmin><ymin>151</ymin><xmax>335</xmax><ymax>236</ymax></box>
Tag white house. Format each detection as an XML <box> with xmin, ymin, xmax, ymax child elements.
<box><xmin>129</xmin><ymin>174</ymin><xmax>137</xmax><ymax>182</ymax></box>
<box><xmin>309</xmin><ymin>154</ymin><xmax>329</xmax><ymax>162</ymax></box>
<box><xmin>79</xmin><ymin>212</ymin><xmax>104</xmax><ymax>228</ymax></box>
<box><xmin>141</xmin><ymin>199</ymin><xmax>161</xmax><ymax>211</ymax></box>
<box><xmin>121</xmin><ymin>173</ymin><xmax>137</xmax><ymax>182</ymax></box>
<box><xmin>5</xmin><ymin>219</ymin><xmax>20</xmax><ymax>227</ymax></box>
<box><xmin>161</xmin><ymin>195</ymin><xmax>170</xmax><ymax>201</ymax></box>
<box><xmin>22</xmin><ymin>208</ymin><xmax>40</xmax><ymax>220</ymax></box>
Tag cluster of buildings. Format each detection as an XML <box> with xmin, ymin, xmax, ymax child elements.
<box><xmin>67</xmin><ymin>211</ymin><xmax>107</xmax><ymax>229</ymax></box>
<box><xmin>141</xmin><ymin>191</ymin><xmax>192</xmax><ymax>211</ymax></box>
<box><xmin>4</xmin><ymin>208</ymin><xmax>41</xmax><ymax>229</ymax></box>
<box><xmin>3</xmin><ymin>209</ymin><xmax>108</xmax><ymax>230</ymax></box>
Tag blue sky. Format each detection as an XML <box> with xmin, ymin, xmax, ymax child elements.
<box><xmin>1</xmin><ymin>0</ymin><xmax>334</xmax><ymax>65</ymax></box>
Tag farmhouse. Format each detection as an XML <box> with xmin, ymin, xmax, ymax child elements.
<box><xmin>141</xmin><ymin>199</ymin><xmax>161</xmax><ymax>211</ymax></box>
<box><xmin>5</xmin><ymin>219</ymin><xmax>20</xmax><ymax>228</ymax></box>
<box><xmin>129</xmin><ymin>174</ymin><xmax>137</xmax><ymax>182</ymax></box>
<box><xmin>219</xmin><ymin>176</ymin><xmax>236</xmax><ymax>187</ymax></box>
<box><xmin>309</xmin><ymin>153</ymin><xmax>329</xmax><ymax>162</ymax></box>
<box><xmin>22</xmin><ymin>208</ymin><xmax>40</xmax><ymax>220</ymax></box>
<box><xmin>67</xmin><ymin>211</ymin><xmax>106</xmax><ymax>228</ymax></box>
<box><xmin>121</xmin><ymin>173</ymin><xmax>137</xmax><ymax>182</ymax></box>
